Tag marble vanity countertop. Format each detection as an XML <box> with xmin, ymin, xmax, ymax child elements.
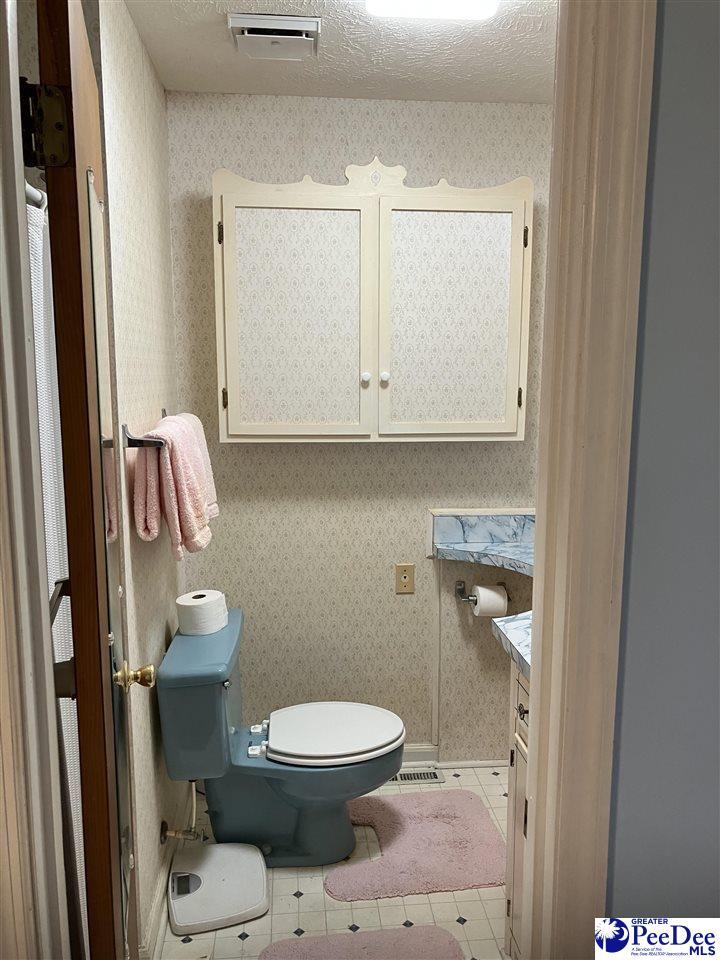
<box><xmin>491</xmin><ymin>611</ymin><xmax>532</xmax><ymax>680</ymax></box>
<box><xmin>434</xmin><ymin>540</ymin><xmax>534</xmax><ymax>576</ymax></box>
<box><xmin>432</xmin><ymin>512</ymin><xmax>535</xmax><ymax>677</ymax></box>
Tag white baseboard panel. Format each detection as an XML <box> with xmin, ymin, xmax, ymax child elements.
<box><xmin>402</xmin><ymin>744</ymin><xmax>508</xmax><ymax>769</ymax></box>
<box><xmin>143</xmin><ymin>838</ymin><xmax>174</xmax><ymax>960</ymax></box>
<box><xmin>402</xmin><ymin>743</ymin><xmax>438</xmax><ymax>764</ymax></box>
<box><xmin>146</xmin><ymin>790</ymin><xmax>192</xmax><ymax>960</ymax></box>
<box><xmin>437</xmin><ymin>759</ymin><xmax>508</xmax><ymax>769</ymax></box>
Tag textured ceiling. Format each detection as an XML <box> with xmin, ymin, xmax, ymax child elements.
<box><xmin>126</xmin><ymin>0</ymin><xmax>557</xmax><ymax>103</ymax></box>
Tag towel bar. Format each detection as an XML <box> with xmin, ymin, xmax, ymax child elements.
<box><xmin>121</xmin><ymin>424</ymin><xmax>164</xmax><ymax>449</ymax></box>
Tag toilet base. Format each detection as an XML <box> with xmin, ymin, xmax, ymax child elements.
<box><xmin>262</xmin><ymin>802</ymin><xmax>356</xmax><ymax>868</ymax></box>
<box><xmin>203</xmin><ymin>728</ymin><xmax>403</xmax><ymax>868</ymax></box>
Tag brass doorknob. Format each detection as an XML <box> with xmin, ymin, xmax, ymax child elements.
<box><xmin>113</xmin><ymin>661</ymin><xmax>156</xmax><ymax>693</ymax></box>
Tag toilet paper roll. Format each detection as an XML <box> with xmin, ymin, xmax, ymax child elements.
<box><xmin>470</xmin><ymin>584</ymin><xmax>508</xmax><ymax>618</ymax></box>
<box><xmin>176</xmin><ymin>589</ymin><xmax>228</xmax><ymax>636</ymax></box>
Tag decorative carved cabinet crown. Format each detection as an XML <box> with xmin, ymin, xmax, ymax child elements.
<box><xmin>213</xmin><ymin>159</ymin><xmax>533</xmax><ymax>442</ymax></box>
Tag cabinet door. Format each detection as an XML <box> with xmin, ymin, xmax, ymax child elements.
<box><xmin>220</xmin><ymin>193</ymin><xmax>377</xmax><ymax>438</ymax></box>
<box><xmin>378</xmin><ymin>195</ymin><xmax>530</xmax><ymax>438</ymax></box>
<box><xmin>511</xmin><ymin>733</ymin><xmax>528</xmax><ymax>955</ymax></box>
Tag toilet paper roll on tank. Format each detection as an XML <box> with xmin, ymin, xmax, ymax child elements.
<box><xmin>176</xmin><ymin>589</ymin><xmax>228</xmax><ymax>635</ymax></box>
<box><xmin>470</xmin><ymin>584</ymin><xmax>508</xmax><ymax>618</ymax></box>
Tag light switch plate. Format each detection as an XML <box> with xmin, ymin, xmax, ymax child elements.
<box><xmin>395</xmin><ymin>563</ymin><xmax>415</xmax><ymax>594</ymax></box>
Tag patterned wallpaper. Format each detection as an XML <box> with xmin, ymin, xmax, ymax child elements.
<box><xmin>390</xmin><ymin>209</ymin><xmax>512</xmax><ymax>424</ymax></box>
<box><xmin>99</xmin><ymin>2</ymin><xmax>184</xmax><ymax>949</ymax></box>
<box><xmin>167</xmin><ymin>94</ymin><xmax>551</xmax><ymax>758</ymax></box>
<box><xmin>234</xmin><ymin>207</ymin><xmax>361</xmax><ymax>425</ymax></box>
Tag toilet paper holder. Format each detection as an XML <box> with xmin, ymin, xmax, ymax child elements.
<box><xmin>455</xmin><ymin>579</ymin><xmax>512</xmax><ymax>605</ymax></box>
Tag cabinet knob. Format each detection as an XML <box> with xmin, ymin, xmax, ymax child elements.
<box><xmin>379</xmin><ymin>371</ymin><xmax>391</xmax><ymax>385</ymax></box>
<box><xmin>360</xmin><ymin>371</ymin><xmax>372</xmax><ymax>385</ymax></box>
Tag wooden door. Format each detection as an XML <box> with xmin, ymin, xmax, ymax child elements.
<box><xmin>36</xmin><ymin>1</ymin><xmax>125</xmax><ymax>956</ymax></box>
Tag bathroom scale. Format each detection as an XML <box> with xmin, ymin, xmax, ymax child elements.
<box><xmin>168</xmin><ymin>842</ymin><xmax>269</xmax><ymax>936</ymax></box>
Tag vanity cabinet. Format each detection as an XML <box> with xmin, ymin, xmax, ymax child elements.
<box><xmin>505</xmin><ymin>662</ymin><xmax>530</xmax><ymax>959</ymax></box>
<box><xmin>213</xmin><ymin>159</ymin><xmax>533</xmax><ymax>443</ymax></box>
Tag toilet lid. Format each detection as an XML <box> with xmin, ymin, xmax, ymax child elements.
<box><xmin>266</xmin><ymin>701</ymin><xmax>405</xmax><ymax>767</ymax></box>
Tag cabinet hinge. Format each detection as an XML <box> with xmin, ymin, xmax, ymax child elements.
<box><xmin>517</xmin><ymin>387</ymin><xmax>523</xmax><ymax>408</ymax></box>
<box><xmin>523</xmin><ymin>225</ymin><xmax>529</xmax><ymax>247</ymax></box>
<box><xmin>523</xmin><ymin>797</ymin><xmax>528</xmax><ymax>839</ymax></box>
<box><xmin>506</xmin><ymin>898</ymin><xmax>511</xmax><ymax>918</ymax></box>
<box><xmin>221</xmin><ymin>387</ymin><xmax>228</xmax><ymax>409</ymax></box>
<box><xmin>19</xmin><ymin>78</ymin><xmax>71</xmax><ymax>168</ymax></box>
<box><xmin>217</xmin><ymin>220</ymin><xmax>224</xmax><ymax>244</ymax></box>
<box><xmin>509</xmin><ymin>747</ymin><xmax>515</xmax><ymax>768</ymax></box>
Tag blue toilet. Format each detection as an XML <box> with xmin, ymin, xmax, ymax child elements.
<box><xmin>157</xmin><ymin>609</ymin><xmax>405</xmax><ymax>867</ymax></box>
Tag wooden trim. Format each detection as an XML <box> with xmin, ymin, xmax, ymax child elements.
<box><xmin>524</xmin><ymin>1</ymin><xmax>657</xmax><ymax>956</ymax></box>
<box><xmin>0</xmin><ymin>413</ymin><xmax>39</xmax><ymax>960</ymax></box>
<box><xmin>37</xmin><ymin>1</ymin><xmax>123</xmax><ymax>956</ymax></box>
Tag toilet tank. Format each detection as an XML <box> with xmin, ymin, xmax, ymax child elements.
<box><xmin>157</xmin><ymin>608</ymin><xmax>244</xmax><ymax>781</ymax></box>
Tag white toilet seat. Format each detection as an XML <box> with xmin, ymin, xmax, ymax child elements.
<box><xmin>266</xmin><ymin>701</ymin><xmax>406</xmax><ymax>767</ymax></box>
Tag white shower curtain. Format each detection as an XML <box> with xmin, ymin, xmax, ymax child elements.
<box><xmin>27</xmin><ymin>195</ymin><xmax>89</xmax><ymax>960</ymax></box>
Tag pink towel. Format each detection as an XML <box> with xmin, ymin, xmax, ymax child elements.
<box><xmin>133</xmin><ymin>414</ymin><xmax>218</xmax><ymax>560</ymax></box>
<box><xmin>102</xmin><ymin>445</ymin><xmax>118</xmax><ymax>543</ymax></box>
<box><xmin>177</xmin><ymin>412</ymin><xmax>218</xmax><ymax>519</ymax></box>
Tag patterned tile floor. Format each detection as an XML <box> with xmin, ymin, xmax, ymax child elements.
<box><xmin>161</xmin><ymin>766</ymin><xmax>509</xmax><ymax>960</ymax></box>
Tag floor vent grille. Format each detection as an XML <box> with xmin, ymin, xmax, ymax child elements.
<box><xmin>390</xmin><ymin>769</ymin><xmax>445</xmax><ymax>784</ymax></box>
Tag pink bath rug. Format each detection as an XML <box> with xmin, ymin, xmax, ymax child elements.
<box><xmin>324</xmin><ymin>790</ymin><xmax>505</xmax><ymax>901</ymax></box>
<box><xmin>259</xmin><ymin>925</ymin><xmax>464</xmax><ymax>960</ymax></box>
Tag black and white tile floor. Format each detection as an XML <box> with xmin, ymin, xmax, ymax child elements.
<box><xmin>161</xmin><ymin>766</ymin><xmax>509</xmax><ymax>960</ymax></box>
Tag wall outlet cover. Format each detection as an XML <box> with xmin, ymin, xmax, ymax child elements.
<box><xmin>395</xmin><ymin>563</ymin><xmax>415</xmax><ymax>594</ymax></box>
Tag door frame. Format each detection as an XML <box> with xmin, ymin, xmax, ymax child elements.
<box><xmin>524</xmin><ymin>1</ymin><xmax>657</xmax><ymax>956</ymax></box>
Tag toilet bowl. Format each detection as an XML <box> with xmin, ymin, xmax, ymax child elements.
<box><xmin>157</xmin><ymin>609</ymin><xmax>405</xmax><ymax>867</ymax></box>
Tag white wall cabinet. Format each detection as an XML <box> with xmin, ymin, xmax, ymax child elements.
<box><xmin>213</xmin><ymin>159</ymin><xmax>533</xmax><ymax>443</ymax></box>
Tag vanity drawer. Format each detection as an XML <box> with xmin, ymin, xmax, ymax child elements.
<box><xmin>514</xmin><ymin>674</ymin><xmax>530</xmax><ymax>746</ymax></box>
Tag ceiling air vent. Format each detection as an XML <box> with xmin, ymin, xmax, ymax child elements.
<box><xmin>228</xmin><ymin>13</ymin><xmax>321</xmax><ymax>62</ymax></box>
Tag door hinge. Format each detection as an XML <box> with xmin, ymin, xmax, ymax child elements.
<box><xmin>506</xmin><ymin>898</ymin><xmax>511</xmax><ymax>918</ymax></box>
<box><xmin>222</xmin><ymin>387</ymin><xmax>228</xmax><ymax>409</ymax></box>
<box><xmin>19</xmin><ymin>78</ymin><xmax>71</xmax><ymax>168</ymax></box>
<box><xmin>523</xmin><ymin>797</ymin><xmax>528</xmax><ymax>839</ymax></box>
<box><xmin>517</xmin><ymin>387</ymin><xmax>523</xmax><ymax>408</ymax></box>
<box><xmin>523</xmin><ymin>225</ymin><xmax>529</xmax><ymax>247</ymax></box>
<box><xmin>509</xmin><ymin>747</ymin><xmax>515</xmax><ymax>768</ymax></box>
<box><xmin>217</xmin><ymin>220</ymin><xmax>224</xmax><ymax>244</ymax></box>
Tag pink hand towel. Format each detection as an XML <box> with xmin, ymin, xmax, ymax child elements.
<box><xmin>177</xmin><ymin>412</ymin><xmax>218</xmax><ymax>519</ymax></box>
<box><xmin>102</xmin><ymin>445</ymin><xmax>118</xmax><ymax>543</ymax></box>
<box><xmin>133</xmin><ymin>416</ymin><xmax>216</xmax><ymax>560</ymax></box>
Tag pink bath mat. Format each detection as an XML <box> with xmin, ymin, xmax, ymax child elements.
<box><xmin>324</xmin><ymin>790</ymin><xmax>505</xmax><ymax>901</ymax></box>
<box><xmin>259</xmin><ymin>925</ymin><xmax>464</xmax><ymax>960</ymax></box>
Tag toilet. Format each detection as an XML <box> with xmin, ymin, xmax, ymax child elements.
<box><xmin>157</xmin><ymin>609</ymin><xmax>405</xmax><ymax>867</ymax></box>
